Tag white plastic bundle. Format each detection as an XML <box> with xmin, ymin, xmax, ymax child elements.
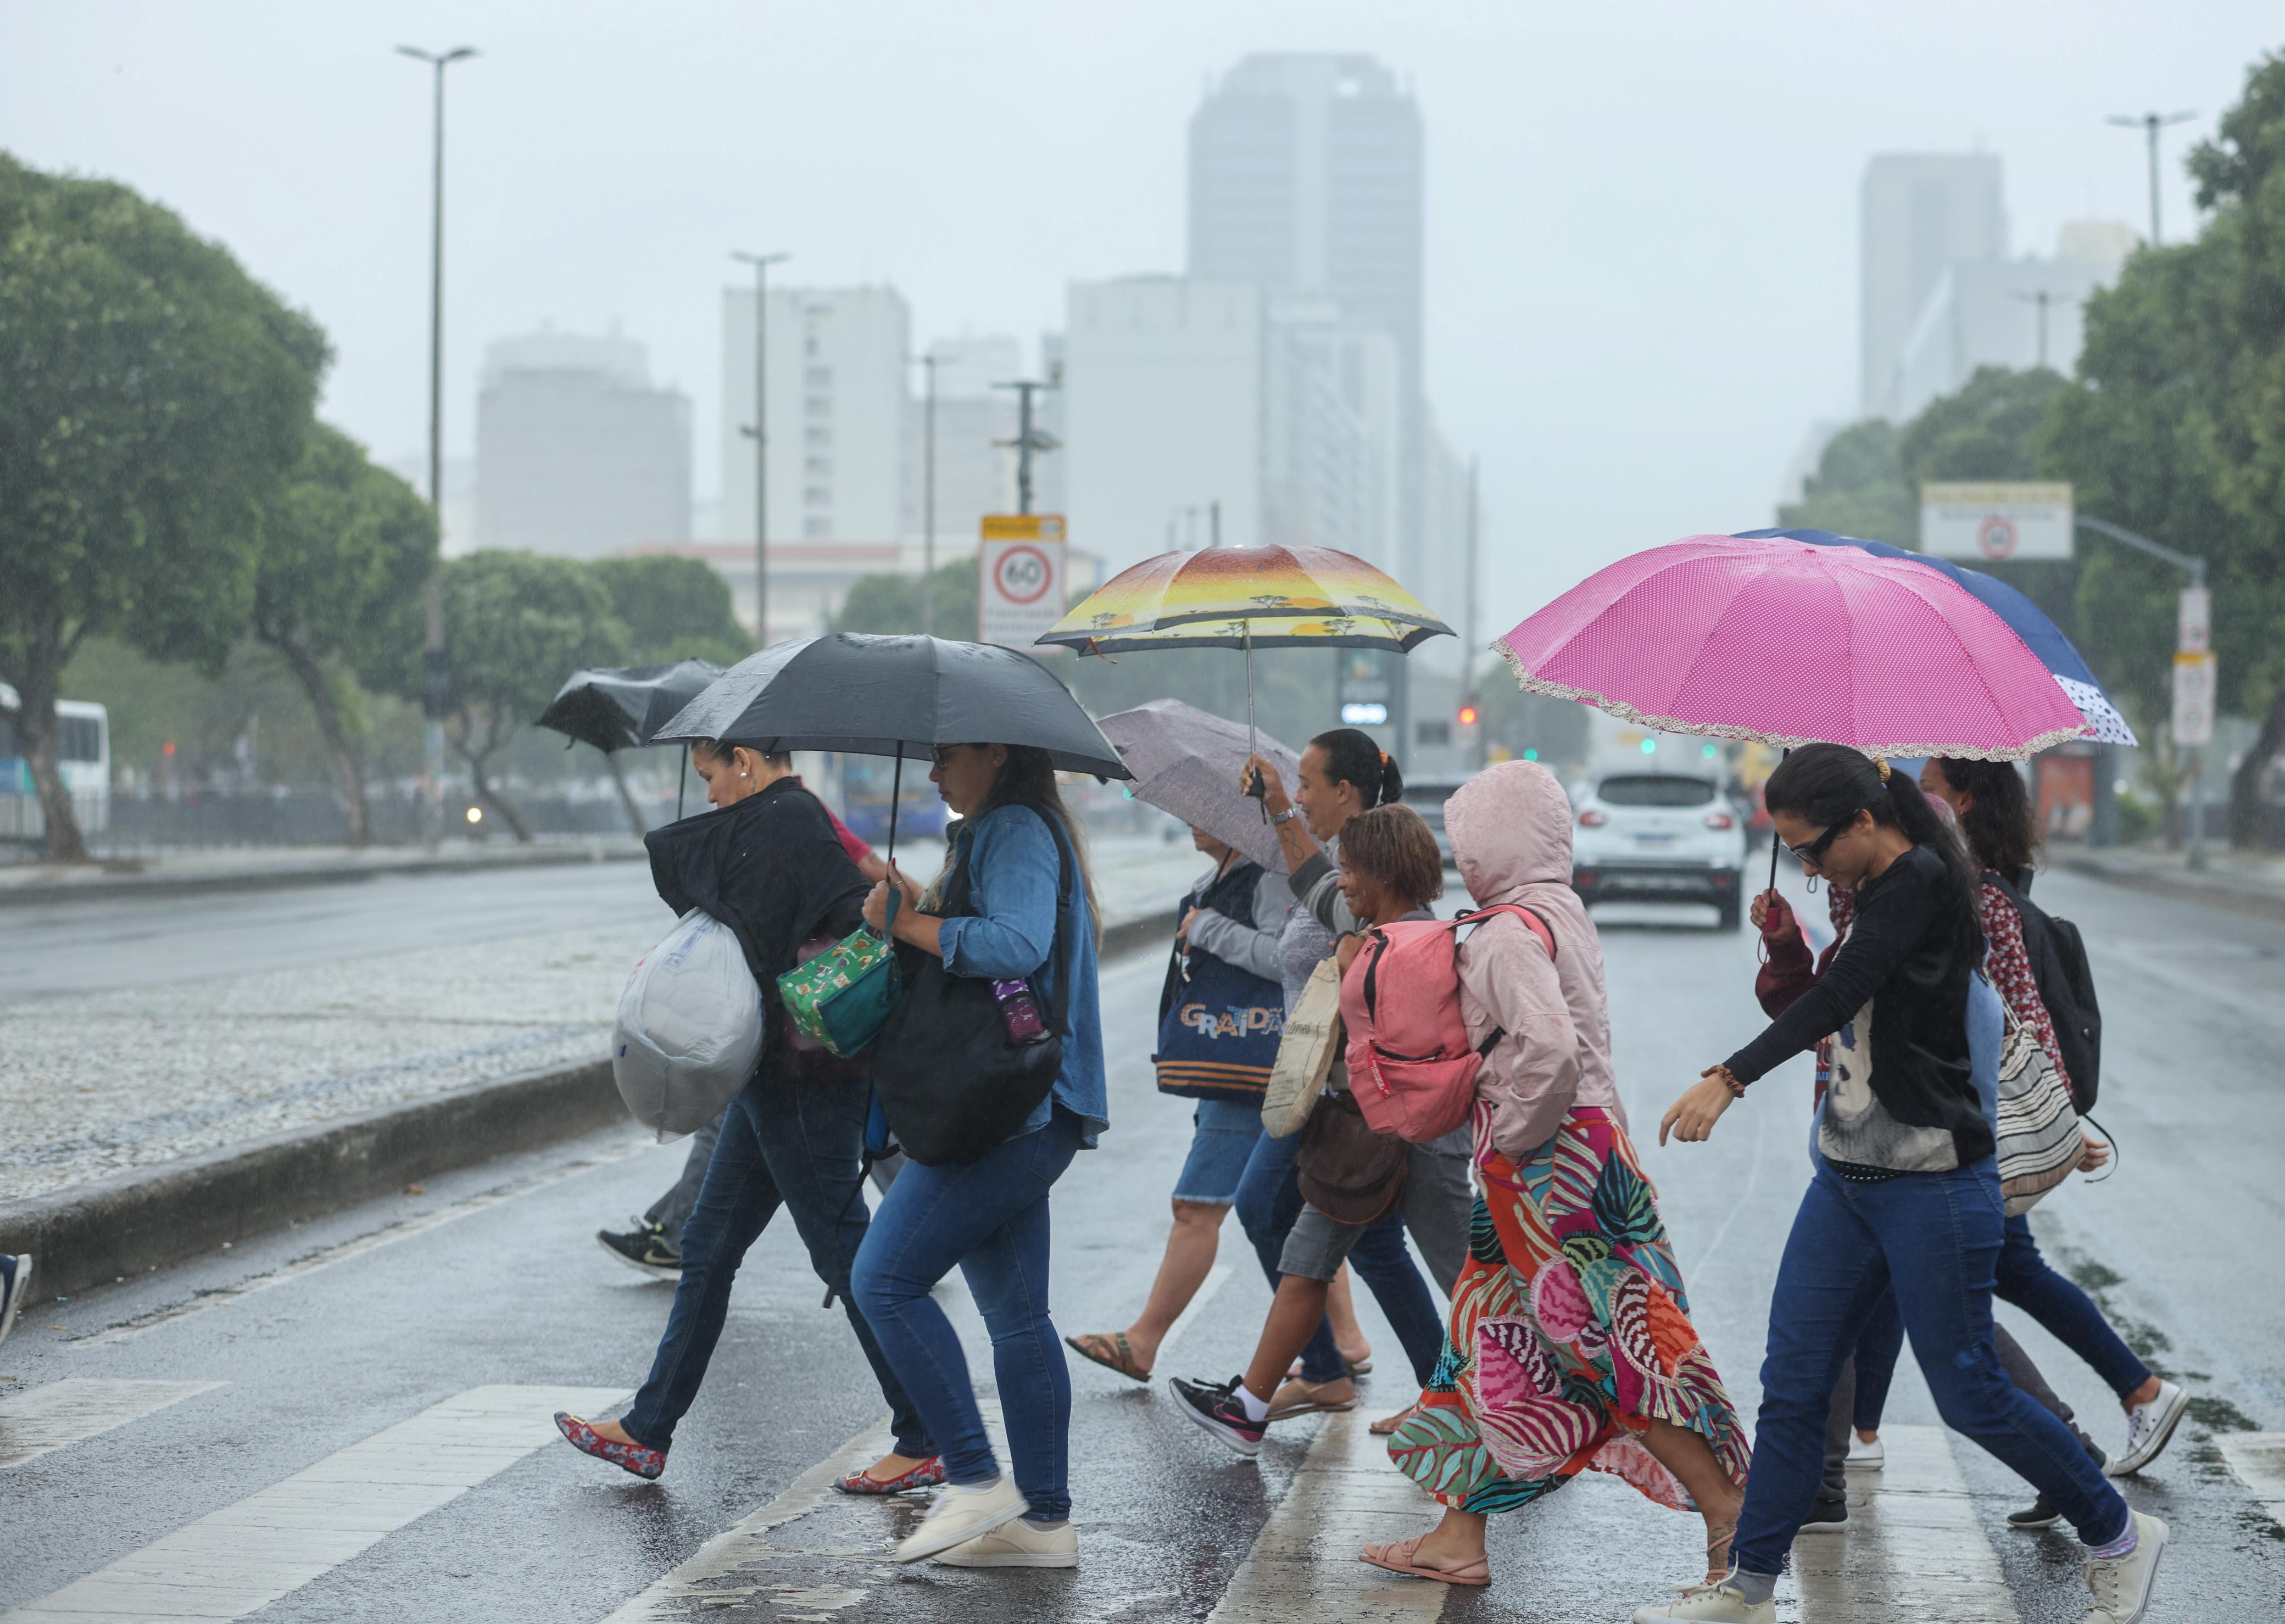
<box><xmin>612</xmin><ymin>910</ymin><xmax>764</xmax><ymax>1139</ymax></box>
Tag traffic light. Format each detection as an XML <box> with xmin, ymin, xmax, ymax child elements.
<box><xmin>1457</xmin><ymin>699</ymin><xmax>1479</xmax><ymax>728</ymax></box>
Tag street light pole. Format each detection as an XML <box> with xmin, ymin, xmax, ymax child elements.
<box><xmin>2107</xmin><ymin>110</ymin><xmax>2196</xmax><ymax>245</ymax></box>
<box><xmin>2011</xmin><ymin>288</ymin><xmax>2057</xmax><ymax>368</ymax></box>
<box><xmin>919</xmin><ymin>351</ymin><xmax>938</xmax><ymax>635</ymax></box>
<box><xmin>2077</xmin><ymin>514</ymin><xmax>2210</xmax><ymax>869</ymax></box>
<box><xmin>992</xmin><ymin>377</ymin><xmax>1060</xmax><ymax>516</ymax></box>
<box><xmin>1465</xmin><ymin>455</ymin><xmax>1484</xmax><ymax>769</ymax></box>
<box><xmin>733</xmin><ymin>250</ymin><xmax>789</xmax><ymax>649</ymax></box>
<box><xmin>398</xmin><ymin>43</ymin><xmax>476</xmax><ymax>848</ymax></box>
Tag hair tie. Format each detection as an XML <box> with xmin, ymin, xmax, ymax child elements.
<box><xmin>1379</xmin><ymin>750</ymin><xmax>1389</xmax><ymax>766</ymax></box>
<box><xmin>1876</xmin><ymin>757</ymin><xmax>1892</xmax><ymax>783</ymax></box>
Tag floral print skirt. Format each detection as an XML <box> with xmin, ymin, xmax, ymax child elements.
<box><xmin>1389</xmin><ymin>1104</ymin><xmax>1750</xmax><ymax>1515</ymax></box>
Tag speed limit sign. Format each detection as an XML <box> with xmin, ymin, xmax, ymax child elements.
<box><xmin>979</xmin><ymin>515</ymin><xmax>1067</xmax><ymax>650</ymax></box>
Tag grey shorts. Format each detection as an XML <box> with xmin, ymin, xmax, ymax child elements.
<box><xmin>1277</xmin><ymin>1135</ymin><xmax>1474</xmax><ymax>1294</ymax></box>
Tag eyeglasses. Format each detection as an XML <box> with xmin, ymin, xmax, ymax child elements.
<box><xmin>1786</xmin><ymin>819</ymin><xmax>1849</xmax><ymax>867</ymax></box>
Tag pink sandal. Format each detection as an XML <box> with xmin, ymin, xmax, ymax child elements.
<box><xmin>554</xmin><ymin>1411</ymin><xmax>665</xmax><ymax>1480</ymax></box>
<box><xmin>1358</xmin><ymin>1536</ymin><xmax>1491</xmax><ymax>1587</ymax></box>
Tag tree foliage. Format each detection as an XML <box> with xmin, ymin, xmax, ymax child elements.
<box><xmin>591</xmin><ymin>553</ymin><xmax>750</xmax><ymax>667</ymax></box>
<box><xmin>1777</xmin><ymin>420</ymin><xmax>1914</xmax><ymax>545</ymax></box>
<box><xmin>831</xmin><ymin>557</ymin><xmax>980</xmax><ymax>640</ymax></box>
<box><xmin>0</xmin><ymin>154</ymin><xmax>327</xmax><ymax>858</ymax></box>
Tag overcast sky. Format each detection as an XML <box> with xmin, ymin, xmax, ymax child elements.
<box><xmin>3</xmin><ymin>1</ymin><xmax>2277</xmax><ymax>613</ymax></box>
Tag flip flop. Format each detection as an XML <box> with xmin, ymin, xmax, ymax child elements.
<box><xmin>1358</xmin><ymin>1536</ymin><xmax>1490</xmax><ymax>1587</ymax></box>
<box><xmin>1065</xmin><ymin>1331</ymin><xmax>1151</xmax><ymax>1382</ymax></box>
<box><xmin>1369</xmin><ymin>1400</ymin><xmax>1421</xmax><ymax>1436</ymax></box>
<box><xmin>1285</xmin><ymin>1355</ymin><xmax>1374</xmax><ymax>1380</ymax></box>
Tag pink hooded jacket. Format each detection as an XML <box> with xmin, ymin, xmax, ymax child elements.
<box><xmin>1445</xmin><ymin>760</ymin><xmax>1625</xmax><ymax>1158</ymax></box>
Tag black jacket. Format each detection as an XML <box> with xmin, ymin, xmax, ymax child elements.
<box><xmin>643</xmin><ymin>779</ymin><xmax>868</xmax><ymax>1057</ymax></box>
<box><xmin>1726</xmin><ymin>843</ymin><xmax>1991</xmax><ymax>1164</ymax></box>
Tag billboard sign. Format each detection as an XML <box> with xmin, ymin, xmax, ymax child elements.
<box><xmin>1920</xmin><ymin>482</ymin><xmax>2074</xmax><ymax>561</ymax></box>
<box><xmin>979</xmin><ymin>514</ymin><xmax>1067</xmax><ymax>651</ymax></box>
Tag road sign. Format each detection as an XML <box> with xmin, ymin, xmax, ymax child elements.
<box><xmin>2172</xmin><ymin>651</ymin><xmax>2217</xmax><ymax>746</ymax></box>
<box><xmin>979</xmin><ymin>514</ymin><xmax>1067</xmax><ymax>651</ymax></box>
<box><xmin>1920</xmin><ymin>482</ymin><xmax>2075</xmax><ymax>561</ymax></box>
<box><xmin>2177</xmin><ymin>586</ymin><xmax>2210</xmax><ymax>654</ymax></box>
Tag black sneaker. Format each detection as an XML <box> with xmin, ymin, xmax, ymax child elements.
<box><xmin>597</xmin><ymin>1222</ymin><xmax>681</xmax><ymax>1282</ymax></box>
<box><xmin>1170</xmin><ymin>1375</ymin><xmax>1266</xmax><ymax>1457</ymax></box>
<box><xmin>2007</xmin><ymin>1493</ymin><xmax>2062</xmax><ymax>1530</ymax></box>
<box><xmin>1796</xmin><ymin>1497</ymin><xmax>1848</xmax><ymax>1534</ymax></box>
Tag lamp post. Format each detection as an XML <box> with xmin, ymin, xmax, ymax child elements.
<box><xmin>2106</xmin><ymin>110</ymin><xmax>2196</xmax><ymax>245</ymax></box>
<box><xmin>733</xmin><ymin>250</ymin><xmax>789</xmax><ymax>648</ymax></box>
<box><xmin>397</xmin><ymin>43</ymin><xmax>476</xmax><ymax>847</ymax></box>
<box><xmin>2078</xmin><ymin>515</ymin><xmax>2210</xmax><ymax>868</ymax></box>
<box><xmin>992</xmin><ymin>377</ymin><xmax>1059</xmax><ymax>516</ymax></box>
<box><xmin>918</xmin><ymin>351</ymin><xmax>938</xmax><ymax>635</ymax></box>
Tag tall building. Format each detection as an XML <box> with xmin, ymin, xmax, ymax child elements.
<box><xmin>1860</xmin><ymin>154</ymin><xmax>2008</xmax><ymax>418</ymax></box>
<box><xmin>473</xmin><ymin>331</ymin><xmax>690</xmax><ymax>557</ymax></box>
<box><xmin>1262</xmin><ymin>298</ymin><xmax>1403</xmax><ymax>568</ymax></box>
<box><xmin>721</xmin><ymin>285</ymin><xmax>909</xmax><ymax>544</ymax></box>
<box><xmin>905</xmin><ymin>336</ymin><xmax>1021</xmax><ymax>544</ymax></box>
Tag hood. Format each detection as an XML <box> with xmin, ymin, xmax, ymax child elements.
<box><xmin>1446</xmin><ymin>760</ymin><xmax>1574</xmax><ymax>903</ymax></box>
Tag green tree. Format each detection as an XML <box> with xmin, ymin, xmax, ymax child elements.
<box><xmin>2046</xmin><ymin>49</ymin><xmax>2285</xmax><ymax>845</ymax></box>
<box><xmin>831</xmin><ymin>557</ymin><xmax>980</xmax><ymax>640</ymax></box>
<box><xmin>249</xmin><ymin>423</ymin><xmax>437</xmax><ymax>844</ymax></box>
<box><xmin>0</xmin><ymin>154</ymin><xmax>327</xmax><ymax>860</ymax></box>
<box><xmin>591</xmin><ymin>553</ymin><xmax>750</xmax><ymax>667</ymax></box>
<box><xmin>1776</xmin><ymin>420</ymin><xmax>1914</xmax><ymax>544</ymax></box>
<box><xmin>421</xmin><ymin>551</ymin><xmax>628</xmax><ymax>841</ymax></box>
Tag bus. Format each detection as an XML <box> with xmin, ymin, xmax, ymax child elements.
<box><xmin>839</xmin><ymin>753</ymin><xmax>947</xmax><ymax>847</ymax></box>
<box><xmin>0</xmin><ymin>683</ymin><xmax>110</xmax><ymax>845</ymax></box>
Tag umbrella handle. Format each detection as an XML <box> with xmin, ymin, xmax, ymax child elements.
<box><xmin>887</xmin><ymin>751</ymin><xmax>902</xmax><ymax>872</ymax></box>
<box><xmin>677</xmin><ymin>742</ymin><xmax>688</xmax><ymax>820</ymax></box>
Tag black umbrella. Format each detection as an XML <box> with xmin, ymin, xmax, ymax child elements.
<box><xmin>655</xmin><ymin>634</ymin><xmax>1131</xmax><ymax>859</ymax></box>
<box><xmin>538</xmin><ymin>659</ymin><xmax>724</xmax><ymax>819</ymax></box>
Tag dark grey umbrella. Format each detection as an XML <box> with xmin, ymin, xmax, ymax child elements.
<box><xmin>538</xmin><ymin>659</ymin><xmax>724</xmax><ymax>821</ymax></box>
<box><xmin>655</xmin><ymin>634</ymin><xmax>1130</xmax><ymax>859</ymax></box>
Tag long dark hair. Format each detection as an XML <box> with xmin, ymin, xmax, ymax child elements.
<box><xmin>1763</xmin><ymin>744</ymin><xmax>1979</xmax><ymax>904</ymax></box>
<box><xmin>1932</xmin><ymin>757</ymin><xmax>2036</xmax><ymax>880</ymax></box>
<box><xmin>1309</xmin><ymin>728</ymin><xmax>1404</xmax><ymax>808</ymax></box>
<box><xmin>968</xmin><ymin>744</ymin><xmax>1102</xmax><ymax>947</ymax></box>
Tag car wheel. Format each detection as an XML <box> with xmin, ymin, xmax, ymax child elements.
<box><xmin>1716</xmin><ymin>893</ymin><xmax>1743</xmax><ymax>931</ymax></box>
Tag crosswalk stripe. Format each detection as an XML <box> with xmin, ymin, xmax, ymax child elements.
<box><xmin>1792</xmin><ymin>1425</ymin><xmax>2020</xmax><ymax>1623</ymax></box>
<box><xmin>2217</xmin><ymin>1432</ymin><xmax>2285</xmax><ymax>1529</ymax></box>
<box><xmin>0</xmin><ymin>1383</ymin><xmax>627</xmax><ymax>1623</ymax></box>
<box><xmin>1205</xmin><ymin>1408</ymin><xmax>1449</xmax><ymax>1623</ymax></box>
<box><xmin>0</xmin><ymin>1379</ymin><xmax>226</xmax><ymax>1470</ymax></box>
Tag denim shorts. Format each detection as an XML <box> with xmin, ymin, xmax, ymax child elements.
<box><xmin>1171</xmin><ymin>1097</ymin><xmax>1266</xmax><ymax>1204</ymax></box>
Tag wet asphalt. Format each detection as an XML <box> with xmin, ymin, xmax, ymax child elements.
<box><xmin>3</xmin><ymin>866</ymin><xmax>2281</xmax><ymax>1622</ymax></box>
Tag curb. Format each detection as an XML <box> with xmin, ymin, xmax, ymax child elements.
<box><xmin>0</xmin><ymin>845</ymin><xmax>647</xmax><ymax>910</ymax></box>
<box><xmin>2053</xmin><ymin>855</ymin><xmax>2285</xmax><ymax>925</ymax></box>
<box><xmin>0</xmin><ymin>906</ymin><xmax>1181</xmax><ymax>1310</ymax></box>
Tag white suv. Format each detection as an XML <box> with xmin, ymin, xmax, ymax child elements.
<box><xmin>1570</xmin><ymin>772</ymin><xmax>1747</xmax><ymax>929</ymax></box>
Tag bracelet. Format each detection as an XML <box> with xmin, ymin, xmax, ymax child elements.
<box><xmin>1269</xmin><ymin>806</ymin><xmax>1300</xmax><ymax>825</ymax></box>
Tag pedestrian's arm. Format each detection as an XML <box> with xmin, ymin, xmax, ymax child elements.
<box><xmin>1723</xmin><ymin>878</ymin><xmax>1935</xmax><ymax>1086</ymax></box>
<box><xmin>933</xmin><ymin>813</ymin><xmax>1061</xmax><ymax>979</ymax></box>
<box><xmin>1246</xmin><ymin>754</ymin><xmax>1325</xmax><ymax>875</ymax></box>
<box><xmin>1752</xmin><ymin>891</ymin><xmax>1818</xmax><ymax>1017</ymax></box>
<box><xmin>1184</xmin><ymin>868</ymin><xmax>1292</xmax><ymax>981</ymax></box>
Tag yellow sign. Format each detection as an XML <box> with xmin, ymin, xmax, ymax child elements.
<box><xmin>980</xmin><ymin>514</ymin><xmax>1067</xmax><ymax>543</ymax></box>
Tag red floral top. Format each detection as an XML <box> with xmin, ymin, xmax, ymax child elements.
<box><xmin>1976</xmin><ymin>880</ymin><xmax>2072</xmax><ymax>1098</ymax></box>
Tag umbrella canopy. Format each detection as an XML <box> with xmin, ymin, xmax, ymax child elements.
<box><xmin>1036</xmin><ymin>544</ymin><xmax>1452</xmax><ymax>654</ymax></box>
<box><xmin>1737</xmin><ymin>528</ymin><xmax>2136</xmax><ymax>746</ymax></box>
<box><xmin>1096</xmin><ymin>699</ymin><xmax>1301</xmax><ymax>874</ymax></box>
<box><xmin>1495</xmin><ymin>534</ymin><xmax>2091</xmax><ymax>761</ymax></box>
<box><xmin>536</xmin><ymin>659</ymin><xmax>727</xmax><ymax>753</ymax></box>
<box><xmin>653</xmin><ymin>633</ymin><xmax>1132</xmax><ymax>779</ymax></box>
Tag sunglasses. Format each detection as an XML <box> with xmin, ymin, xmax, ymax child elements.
<box><xmin>1786</xmin><ymin>818</ymin><xmax>1851</xmax><ymax>867</ymax></box>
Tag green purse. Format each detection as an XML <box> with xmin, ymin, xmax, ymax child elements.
<box><xmin>777</xmin><ymin>891</ymin><xmax>904</xmax><ymax>1058</ymax></box>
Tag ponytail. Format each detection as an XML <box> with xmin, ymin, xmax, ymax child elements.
<box><xmin>1763</xmin><ymin>743</ymin><xmax>1978</xmax><ymax>901</ymax></box>
<box><xmin>1309</xmin><ymin>728</ymin><xmax>1403</xmax><ymax>807</ymax></box>
<box><xmin>1932</xmin><ymin>757</ymin><xmax>2037</xmax><ymax>880</ymax></box>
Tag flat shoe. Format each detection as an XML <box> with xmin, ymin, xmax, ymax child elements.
<box><xmin>1358</xmin><ymin>1536</ymin><xmax>1490</xmax><ymax>1586</ymax></box>
<box><xmin>833</xmin><ymin>1455</ymin><xmax>946</xmax><ymax>1495</ymax></box>
<box><xmin>554</xmin><ymin>1411</ymin><xmax>664</xmax><ymax>1481</ymax></box>
<box><xmin>1267</xmin><ymin>1376</ymin><xmax>1357</xmax><ymax>1420</ymax></box>
<box><xmin>1369</xmin><ymin>1400</ymin><xmax>1421</xmax><ymax>1436</ymax></box>
<box><xmin>1066</xmin><ymin>1331</ymin><xmax>1151</xmax><ymax>1382</ymax></box>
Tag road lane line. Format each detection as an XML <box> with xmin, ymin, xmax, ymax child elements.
<box><xmin>2217</xmin><ymin>1432</ymin><xmax>2285</xmax><ymax>1528</ymax></box>
<box><xmin>75</xmin><ymin>1139</ymin><xmax>652</xmax><ymax>1347</ymax></box>
<box><xmin>1153</xmin><ymin>1263</ymin><xmax>1232</xmax><ymax>1366</ymax></box>
<box><xmin>0</xmin><ymin>1379</ymin><xmax>225</xmax><ymax>1469</ymax></box>
<box><xmin>0</xmin><ymin>1383</ymin><xmax>627</xmax><ymax>1624</ymax></box>
<box><xmin>1205</xmin><ymin>1408</ymin><xmax>1449</xmax><ymax>1623</ymax></box>
<box><xmin>1790</xmin><ymin>1424</ymin><xmax>2019</xmax><ymax>1623</ymax></box>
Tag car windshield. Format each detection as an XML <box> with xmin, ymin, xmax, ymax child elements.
<box><xmin>1596</xmin><ymin>775</ymin><xmax>1716</xmax><ymax>807</ymax></box>
<box><xmin>1402</xmin><ymin>784</ymin><xmax>1462</xmax><ymax>827</ymax></box>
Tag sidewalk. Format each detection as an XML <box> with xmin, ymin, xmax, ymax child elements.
<box><xmin>2053</xmin><ymin>841</ymin><xmax>2285</xmax><ymax>923</ymax></box>
<box><xmin>0</xmin><ymin>838</ymin><xmax>647</xmax><ymax>908</ymax></box>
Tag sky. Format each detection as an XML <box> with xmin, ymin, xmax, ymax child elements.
<box><xmin>3</xmin><ymin>1</ymin><xmax>2278</xmax><ymax>617</ymax></box>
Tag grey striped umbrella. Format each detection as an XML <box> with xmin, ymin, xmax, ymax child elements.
<box><xmin>1096</xmin><ymin>699</ymin><xmax>1301</xmax><ymax>874</ymax></box>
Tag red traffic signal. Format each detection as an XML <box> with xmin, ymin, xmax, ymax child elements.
<box><xmin>1456</xmin><ymin>702</ymin><xmax>1480</xmax><ymax>728</ymax></box>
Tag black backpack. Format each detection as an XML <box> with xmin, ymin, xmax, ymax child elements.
<box><xmin>1984</xmin><ymin>869</ymin><xmax>2102</xmax><ymax>1110</ymax></box>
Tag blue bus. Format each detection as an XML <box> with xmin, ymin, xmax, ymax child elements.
<box><xmin>839</xmin><ymin>754</ymin><xmax>947</xmax><ymax>847</ymax></box>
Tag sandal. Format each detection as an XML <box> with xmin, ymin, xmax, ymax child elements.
<box><xmin>1357</xmin><ymin>1536</ymin><xmax>1490</xmax><ymax>1587</ymax></box>
<box><xmin>833</xmin><ymin>1455</ymin><xmax>946</xmax><ymax>1495</ymax></box>
<box><xmin>1702</xmin><ymin>1517</ymin><xmax>1738</xmax><ymax>1586</ymax></box>
<box><xmin>1065</xmin><ymin>1331</ymin><xmax>1151</xmax><ymax>1382</ymax></box>
<box><xmin>1369</xmin><ymin>1400</ymin><xmax>1422</xmax><ymax>1437</ymax></box>
<box><xmin>1285</xmin><ymin>1354</ymin><xmax>1374</xmax><ymax>1380</ymax></box>
<box><xmin>555</xmin><ymin>1411</ymin><xmax>665</xmax><ymax>1481</ymax></box>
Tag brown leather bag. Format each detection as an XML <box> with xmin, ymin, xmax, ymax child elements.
<box><xmin>1296</xmin><ymin>1089</ymin><xmax>1409</xmax><ymax>1225</ymax></box>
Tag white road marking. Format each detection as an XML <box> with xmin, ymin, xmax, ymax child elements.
<box><xmin>0</xmin><ymin>1383</ymin><xmax>627</xmax><ymax>1623</ymax></box>
<box><xmin>2217</xmin><ymin>1432</ymin><xmax>2285</xmax><ymax>1528</ymax></box>
<box><xmin>76</xmin><ymin>1140</ymin><xmax>651</xmax><ymax>1347</ymax></box>
<box><xmin>1153</xmin><ymin>1263</ymin><xmax>1233</xmax><ymax>1366</ymax></box>
<box><xmin>1789</xmin><ymin>1424</ymin><xmax>2019</xmax><ymax>1623</ymax></box>
<box><xmin>1205</xmin><ymin>1408</ymin><xmax>1450</xmax><ymax>1623</ymax></box>
<box><xmin>0</xmin><ymin>1379</ymin><xmax>225</xmax><ymax>1469</ymax></box>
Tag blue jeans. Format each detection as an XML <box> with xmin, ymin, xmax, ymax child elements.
<box><xmin>1230</xmin><ymin>1123</ymin><xmax>1450</xmax><ymax>1386</ymax></box>
<box><xmin>1732</xmin><ymin>1157</ymin><xmax>2128</xmax><ymax>1576</ymax></box>
<box><xmin>849</xmin><ymin>1107</ymin><xmax>1083</xmax><ymax>1521</ymax></box>
<box><xmin>1849</xmin><ymin>1289</ymin><xmax>1905</xmax><ymax>1433</ymax></box>
<box><xmin>1998</xmin><ymin>1214</ymin><xmax>2152</xmax><ymax>1399</ymax></box>
<box><xmin>623</xmin><ymin>1075</ymin><xmax>933</xmax><ymax>1458</ymax></box>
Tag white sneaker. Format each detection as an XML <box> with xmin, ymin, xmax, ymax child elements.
<box><xmin>2082</xmin><ymin>1510</ymin><xmax>2167</xmax><ymax>1623</ymax></box>
<box><xmin>1846</xmin><ymin>1432</ymin><xmax>1884</xmax><ymax>1469</ymax></box>
<box><xmin>2106</xmin><ymin>1381</ymin><xmax>2188</xmax><ymax>1476</ymax></box>
<box><xmin>894</xmin><ymin>1475</ymin><xmax>1028</xmax><ymax>1564</ymax></box>
<box><xmin>933</xmin><ymin>1516</ymin><xmax>1078</xmax><ymax>1568</ymax></box>
<box><xmin>1632</xmin><ymin>1582</ymin><xmax>1777</xmax><ymax>1622</ymax></box>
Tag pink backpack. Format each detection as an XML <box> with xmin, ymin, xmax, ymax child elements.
<box><xmin>1339</xmin><ymin>905</ymin><xmax>1556</xmax><ymax>1145</ymax></box>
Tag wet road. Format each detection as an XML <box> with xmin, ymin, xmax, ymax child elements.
<box><xmin>4</xmin><ymin>869</ymin><xmax>2281</xmax><ymax>1622</ymax></box>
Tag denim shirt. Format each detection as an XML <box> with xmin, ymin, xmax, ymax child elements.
<box><xmin>935</xmin><ymin>803</ymin><xmax>1107</xmax><ymax>1146</ymax></box>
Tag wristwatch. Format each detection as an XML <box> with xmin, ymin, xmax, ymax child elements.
<box><xmin>1269</xmin><ymin>806</ymin><xmax>1300</xmax><ymax>826</ymax></box>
